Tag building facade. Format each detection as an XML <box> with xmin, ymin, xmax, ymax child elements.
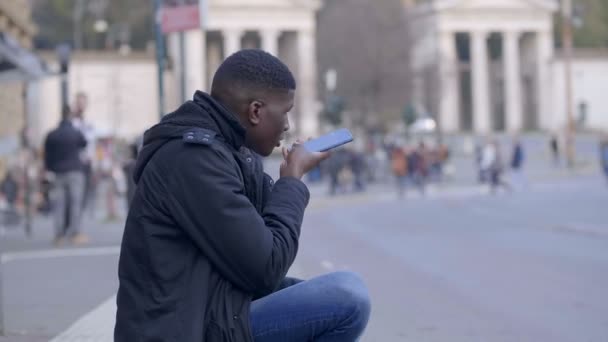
<box><xmin>0</xmin><ymin>0</ymin><xmax>44</xmax><ymax>175</ymax></box>
<box><xmin>166</xmin><ymin>0</ymin><xmax>323</xmax><ymax>137</ymax></box>
<box><xmin>410</xmin><ymin>0</ymin><xmax>558</xmax><ymax>133</ymax></box>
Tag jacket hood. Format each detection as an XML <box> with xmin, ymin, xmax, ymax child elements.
<box><xmin>133</xmin><ymin>91</ymin><xmax>246</xmax><ymax>184</ymax></box>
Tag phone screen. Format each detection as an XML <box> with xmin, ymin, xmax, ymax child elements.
<box><xmin>302</xmin><ymin>128</ymin><xmax>354</xmax><ymax>152</ymax></box>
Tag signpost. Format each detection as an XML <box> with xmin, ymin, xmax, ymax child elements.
<box><xmin>155</xmin><ymin>0</ymin><xmax>208</xmax><ymax>108</ymax></box>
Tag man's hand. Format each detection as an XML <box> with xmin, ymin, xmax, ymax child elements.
<box><xmin>280</xmin><ymin>141</ymin><xmax>330</xmax><ymax>179</ymax></box>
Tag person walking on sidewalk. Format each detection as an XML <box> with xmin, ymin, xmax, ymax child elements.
<box><xmin>600</xmin><ymin>135</ymin><xmax>608</xmax><ymax>184</ymax></box>
<box><xmin>44</xmin><ymin>106</ymin><xmax>89</xmax><ymax>246</ymax></box>
<box><xmin>510</xmin><ymin>136</ymin><xmax>528</xmax><ymax>190</ymax></box>
<box><xmin>115</xmin><ymin>50</ymin><xmax>371</xmax><ymax>342</ymax></box>
<box><xmin>391</xmin><ymin>144</ymin><xmax>408</xmax><ymax>198</ymax></box>
<box><xmin>71</xmin><ymin>92</ymin><xmax>98</xmax><ymax>215</ymax></box>
<box><xmin>483</xmin><ymin>139</ymin><xmax>511</xmax><ymax>194</ymax></box>
<box><xmin>550</xmin><ymin>134</ymin><xmax>560</xmax><ymax>166</ymax></box>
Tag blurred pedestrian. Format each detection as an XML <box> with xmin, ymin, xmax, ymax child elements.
<box><xmin>391</xmin><ymin>145</ymin><xmax>408</xmax><ymax>198</ymax></box>
<box><xmin>71</xmin><ymin>92</ymin><xmax>98</xmax><ymax>215</ymax></box>
<box><xmin>475</xmin><ymin>138</ymin><xmax>485</xmax><ymax>183</ymax></box>
<box><xmin>485</xmin><ymin>140</ymin><xmax>511</xmax><ymax>194</ymax></box>
<box><xmin>600</xmin><ymin>135</ymin><xmax>608</xmax><ymax>184</ymax></box>
<box><xmin>411</xmin><ymin>142</ymin><xmax>428</xmax><ymax>195</ymax></box>
<box><xmin>122</xmin><ymin>142</ymin><xmax>139</xmax><ymax>210</ymax></box>
<box><xmin>97</xmin><ymin>137</ymin><xmax>119</xmax><ymax>221</ymax></box>
<box><xmin>350</xmin><ymin>150</ymin><xmax>366</xmax><ymax>192</ymax></box>
<box><xmin>0</xmin><ymin>169</ymin><xmax>19</xmax><ymax>210</ymax></box>
<box><xmin>0</xmin><ymin>168</ymin><xmax>20</xmax><ymax>226</ymax></box>
<box><xmin>436</xmin><ymin>143</ymin><xmax>450</xmax><ymax>182</ymax></box>
<box><xmin>550</xmin><ymin>134</ymin><xmax>560</xmax><ymax>166</ymax></box>
<box><xmin>44</xmin><ymin>106</ymin><xmax>89</xmax><ymax>246</ymax></box>
<box><xmin>327</xmin><ymin>149</ymin><xmax>346</xmax><ymax>195</ymax></box>
<box><xmin>510</xmin><ymin>136</ymin><xmax>528</xmax><ymax>190</ymax></box>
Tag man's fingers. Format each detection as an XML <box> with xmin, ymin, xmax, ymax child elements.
<box><xmin>316</xmin><ymin>151</ymin><xmax>331</xmax><ymax>162</ymax></box>
<box><xmin>321</xmin><ymin>151</ymin><xmax>331</xmax><ymax>161</ymax></box>
<box><xmin>282</xmin><ymin>147</ymin><xmax>289</xmax><ymax>159</ymax></box>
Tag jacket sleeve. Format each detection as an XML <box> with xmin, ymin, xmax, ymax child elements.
<box><xmin>164</xmin><ymin>145</ymin><xmax>309</xmax><ymax>296</ymax></box>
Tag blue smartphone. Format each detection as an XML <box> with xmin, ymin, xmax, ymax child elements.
<box><xmin>302</xmin><ymin>128</ymin><xmax>354</xmax><ymax>152</ymax></box>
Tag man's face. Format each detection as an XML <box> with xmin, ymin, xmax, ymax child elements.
<box><xmin>245</xmin><ymin>90</ymin><xmax>294</xmax><ymax>157</ymax></box>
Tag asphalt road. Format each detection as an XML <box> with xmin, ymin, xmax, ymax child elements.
<box><xmin>1</xmin><ymin>174</ymin><xmax>607</xmax><ymax>341</ymax></box>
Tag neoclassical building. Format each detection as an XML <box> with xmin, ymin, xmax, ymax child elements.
<box><xmin>0</xmin><ymin>0</ymin><xmax>45</xmax><ymax>172</ymax></box>
<box><xmin>166</xmin><ymin>0</ymin><xmax>322</xmax><ymax>137</ymax></box>
<box><xmin>410</xmin><ymin>0</ymin><xmax>558</xmax><ymax>133</ymax></box>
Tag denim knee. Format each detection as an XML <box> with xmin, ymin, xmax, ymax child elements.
<box><xmin>326</xmin><ymin>271</ymin><xmax>371</xmax><ymax>333</ymax></box>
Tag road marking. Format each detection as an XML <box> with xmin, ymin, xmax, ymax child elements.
<box><xmin>0</xmin><ymin>246</ymin><xmax>121</xmax><ymax>264</ymax></box>
<box><xmin>49</xmin><ymin>294</ymin><xmax>116</xmax><ymax>342</ymax></box>
<box><xmin>553</xmin><ymin>223</ymin><xmax>608</xmax><ymax>237</ymax></box>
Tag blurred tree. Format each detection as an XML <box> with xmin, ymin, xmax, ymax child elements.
<box><xmin>554</xmin><ymin>0</ymin><xmax>608</xmax><ymax>49</ymax></box>
<box><xmin>402</xmin><ymin>103</ymin><xmax>417</xmax><ymax>127</ymax></box>
<box><xmin>31</xmin><ymin>0</ymin><xmax>154</xmax><ymax>51</ymax></box>
<box><xmin>322</xmin><ymin>94</ymin><xmax>346</xmax><ymax>126</ymax></box>
<box><xmin>31</xmin><ymin>0</ymin><xmax>75</xmax><ymax>49</ymax></box>
<box><xmin>317</xmin><ymin>0</ymin><xmax>414</xmax><ymax>132</ymax></box>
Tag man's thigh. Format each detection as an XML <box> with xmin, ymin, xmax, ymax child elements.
<box><xmin>250</xmin><ymin>272</ymin><xmax>368</xmax><ymax>342</ymax></box>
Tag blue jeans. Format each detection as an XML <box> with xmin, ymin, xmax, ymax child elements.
<box><xmin>250</xmin><ymin>271</ymin><xmax>371</xmax><ymax>342</ymax></box>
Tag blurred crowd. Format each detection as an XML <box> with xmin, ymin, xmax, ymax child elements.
<box><xmin>0</xmin><ymin>93</ymin><xmax>139</xmax><ymax>244</ymax></box>
<box><xmin>1</xmin><ymin>92</ymin><xmax>608</xmax><ymax>244</ymax></box>
<box><xmin>310</xmin><ymin>139</ymin><xmax>451</xmax><ymax>197</ymax></box>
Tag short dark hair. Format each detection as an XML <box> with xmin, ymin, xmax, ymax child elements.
<box><xmin>211</xmin><ymin>49</ymin><xmax>296</xmax><ymax>94</ymax></box>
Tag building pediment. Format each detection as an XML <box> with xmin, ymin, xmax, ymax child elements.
<box><xmin>209</xmin><ymin>0</ymin><xmax>321</xmax><ymax>10</ymax></box>
<box><xmin>435</xmin><ymin>0</ymin><xmax>558</xmax><ymax>12</ymax></box>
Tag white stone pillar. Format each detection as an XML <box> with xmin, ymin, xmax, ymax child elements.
<box><xmin>207</xmin><ymin>38</ymin><xmax>222</xmax><ymax>89</ymax></box>
<box><xmin>438</xmin><ymin>30</ymin><xmax>459</xmax><ymax>133</ymax></box>
<box><xmin>223</xmin><ymin>29</ymin><xmax>243</xmax><ymax>59</ymax></box>
<box><xmin>297</xmin><ymin>29</ymin><xmax>318</xmax><ymax>137</ymax></box>
<box><xmin>503</xmin><ymin>30</ymin><xmax>523</xmax><ymax>132</ymax></box>
<box><xmin>536</xmin><ymin>30</ymin><xmax>553</xmax><ymax>130</ymax></box>
<box><xmin>184</xmin><ymin>29</ymin><xmax>207</xmax><ymax>95</ymax></box>
<box><xmin>261</xmin><ymin>29</ymin><xmax>280</xmax><ymax>57</ymax></box>
<box><xmin>471</xmin><ymin>30</ymin><xmax>491</xmax><ymax>133</ymax></box>
<box><xmin>167</xmin><ymin>32</ymin><xmax>182</xmax><ymax>101</ymax></box>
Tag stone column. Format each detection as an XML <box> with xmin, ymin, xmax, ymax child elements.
<box><xmin>206</xmin><ymin>37</ymin><xmax>223</xmax><ymax>90</ymax></box>
<box><xmin>438</xmin><ymin>30</ymin><xmax>459</xmax><ymax>133</ymax></box>
<box><xmin>223</xmin><ymin>29</ymin><xmax>243</xmax><ymax>59</ymax></box>
<box><xmin>471</xmin><ymin>30</ymin><xmax>491</xmax><ymax>133</ymax></box>
<box><xmin>297</xmin><ymin>29</ymin><xmax>318</xmax><ymax>137</ymax></box>
<box><xmin>184</xmin><ymin>29</ymin><xmax>206</xmax><ymax>95</ymax></box>
<box><xmin>261</xmin><ymin>29</ymin><xmax>280</xmax><ymax>57</ymax></box>
<box><xmin>167</xmin><ymin>32</ymin><xmax>182</xmax><ymax>102</ymax></box>
<box><xmin>503</xmin><ymin>30</ymin><xmax>523</xmax><ymax>132</ymax></box>
<box><xmin>536</xmin><ymin>30</ymin><xmax>553</xmax><ymax>130</ymax></box>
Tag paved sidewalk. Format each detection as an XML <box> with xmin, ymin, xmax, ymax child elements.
<box><xmin>48</xmin><ymin>295</ymin><xmax>116</xmax><ymax>342</ymax></box>
<box><xmin>46</xmin><ymin>266</ymin><xmax>305</xmax><ymax>342</ymax></box>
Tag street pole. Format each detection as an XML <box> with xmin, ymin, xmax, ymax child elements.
<box><xmin>0</xmin><ymin>258</ymin><xmax>4</xmax><ymax>336</ymax></box>
<box><xmin>178</xmin><ymin>0</ymin><xmax>187</xmax><ymax>102</ymax></box>
<box><xmin>179</xmin><ymin>31</ymin><xmax>187</xmax><ymax>102</ymax></box>
<box><xmin>22</xmin><ymin>85</ymin><xmax>32</xmax><ymax>238</ymax></box>
<box><xmin>154</xmin><ymin>0</ymin><xmax>166</xmax><ymax>119</ymax></box>
<box><xmin>73</xmin><ymin>0</ymin><xmax>85</xmax><ymax>51</ymax></box>
<box><xmin>562</xmin><ymin>0</ymin><xmax>576</xmax><ymax>168</ymax></box>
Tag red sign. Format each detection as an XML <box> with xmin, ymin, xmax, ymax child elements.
<box><xmin>161</xmin><ymin>1</ymin><xmax>201</xmax><ymax>34</ymax></box>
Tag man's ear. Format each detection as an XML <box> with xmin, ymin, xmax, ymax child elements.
<box><xmin>248</xmin><ymin>100</ymin><xmax>263</xmax><ymax>126</ymax></box>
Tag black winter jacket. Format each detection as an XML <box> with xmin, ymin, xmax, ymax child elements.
<box><xmin>114</xmin><ymin>91</ymin><xmax>310</xmax><ymax>341</ymax></box>
<box><xmin>44</xmin><ymin>120</ymin><xmax>87</xmax><ymax>173</ymax></box>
